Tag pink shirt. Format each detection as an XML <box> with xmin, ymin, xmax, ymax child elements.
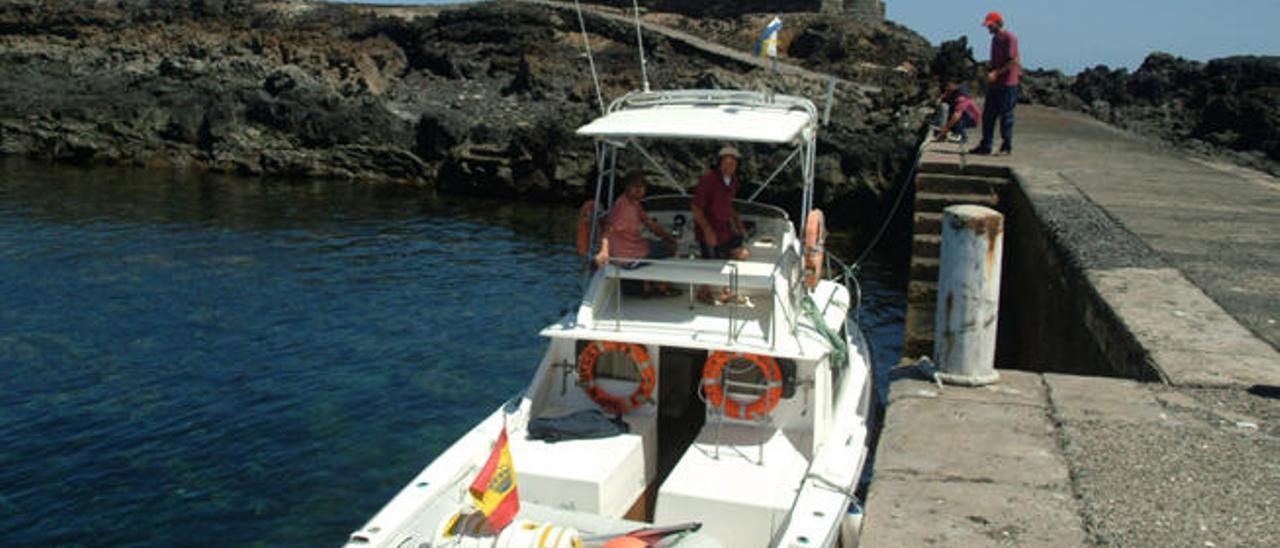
<box><xmin>693</xmin><ymin>170</ymin><xmax>739</xmax><ymax>244</ymax></box>
<box><xmin>990</xmin><ymin>30</ymin><xmax>1020</xmax><ymax>87</ymax></box>
<box><xmin>605</xmin><ymin>195</ymin><xmax>649</xmax><ymax>259</ymax></box>
<box><xmin>954</xmin><ymin>93</ymin><xmax>981</xmax><ymax>121</ymax></box>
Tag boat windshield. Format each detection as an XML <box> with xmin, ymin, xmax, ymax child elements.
<box><xmin>641</xmin><ymin>195</ymin><xmax>790</xmax><ymax>222</ymax></box>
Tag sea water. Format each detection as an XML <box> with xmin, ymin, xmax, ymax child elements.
<box><xmin>0</xmin><ymin>159</ymin><xmax>903</xmax><ymax>545</ymax></box>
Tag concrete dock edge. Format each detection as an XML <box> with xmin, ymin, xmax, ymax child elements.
<box><xmin>862</xmin><ymin>106</ymin><xmax>1279</xmax><ymax>547</ymax></box>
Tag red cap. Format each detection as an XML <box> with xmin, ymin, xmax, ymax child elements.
<box><xmin>983</xmin><ymin>11</ymin><xmax>1003</xmax><ymax>27</ymax></box>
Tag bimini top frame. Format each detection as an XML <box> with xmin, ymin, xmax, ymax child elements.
<box><xmin>575</xmin><ymin>89</ymin><xmax>821</xmax><ymax>261</ymax></box>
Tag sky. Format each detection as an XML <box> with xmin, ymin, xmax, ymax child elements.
<box><xmin>334</xmin><ymin>1</ymin><xmax>1279</xmax><ymax>75</ymax></box>
<box><xmin>886</xmin><ymin>0</ymin><xmax>1280</xmax><ymax>74</ymax></box>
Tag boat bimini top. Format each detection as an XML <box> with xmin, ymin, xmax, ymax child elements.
<box><xmin>548</xmin><ymin>89</ymin><xmax>842</xmax><ymax>359</ymax></box>
<box><xmin>577</xmin><ymin>90</ymin><xmax>818</xmax><ymax>146</ymax></box>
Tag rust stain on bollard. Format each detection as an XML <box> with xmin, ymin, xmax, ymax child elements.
<box><xmin>985</xmin><ymin>221</ymin><xmax>1001</xmax><ymax>281</ymax></box>
<box><xmin>956</xmin><ymin>213</ymin><xmax>1004</xmax><ymax>281</ymax></box>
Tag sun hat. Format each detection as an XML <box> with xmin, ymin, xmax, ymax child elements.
<box><xmin>983</xmin><ymin>11</ymin><xmax>1003</xmax><ymax>27</ymax></box>
<box><xmin>718</xmin><ymin>145</ymin><xmax>740</xmax><ymax>158</ymax></box>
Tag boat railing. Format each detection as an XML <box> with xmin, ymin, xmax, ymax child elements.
<box><xmin>607</xmin><ymin>89</ymin><xmax>818</xmax><ymax>126</ymax></box>
<box><xmin>597</xmin><ymin>253</ymin><xmax>800</xmax><ymax>347</ymax></box>
<box><xmin>707</xmin><ymin>376</ymin><xmax>778</xmax><ymax>465</ymax></box>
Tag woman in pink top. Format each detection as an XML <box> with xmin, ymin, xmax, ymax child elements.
<box><xmin>594</xmin><ymin>171</ymin><xmax>677</xmax><ymax>269</ymax></box>
<box><xmin>936</xmin><ymin>82</ymin><xmax>982</xmax><ymax>143</ymax></box>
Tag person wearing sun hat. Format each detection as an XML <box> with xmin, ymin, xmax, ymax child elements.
<box><xmin>971</xmin><ymin>11</ymin><xmax>1020</xmax><ymax>155</ymax></box>
<box><xmin>693</xmin><ymin>145</ymin><xmax>749</xmax><ymax>261</ymax></box>
<box><xmin>692</xmin><ymin>145</ymin><xmax>750</xmax><ymax>303</ymax></box>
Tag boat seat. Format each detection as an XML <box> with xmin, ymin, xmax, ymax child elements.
<box><xmin>603</xmin><ymin>259</ymin><xmax>779</xmax><ymax>291</ymax></box>
<box><xmin>654</xmin><ymin>423</ymin><xmax>810</xmax><ymax>548</ymax></box>
<box><xmin>510</xmin><ymin>399</ymin><xmax>657</xmax><ymax>518</ymax></box>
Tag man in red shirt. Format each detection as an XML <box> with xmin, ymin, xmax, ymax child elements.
<box><xmin>971</xmin><ymin>11</ymin><xmax>1020</xmax><ymax>155</ymax></box>
<box><xmin>693</xmin><ymin>146</ymin><xmax>749</xmax><ymax>261</ymax></box>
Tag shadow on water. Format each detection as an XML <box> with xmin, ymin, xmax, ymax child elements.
<box><xmin>0</xmin><ymin>158</ymin><xmax>580</xmax><ymax>244</ymax></box>
<box><xmin>0</xmin><ymin>158</ymin><xmax>906</xmax><ymax>545</ymax></box>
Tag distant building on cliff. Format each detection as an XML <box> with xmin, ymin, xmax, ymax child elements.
<box><xmin>821</xmin><ymin>0</ymin><xmax>884</xmax><ymax>21</ymax></box>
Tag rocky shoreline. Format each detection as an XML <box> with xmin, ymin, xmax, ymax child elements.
<box><xmin>4</xmin><ymin>1</ymin><xmax>1271</xmax><ymax>215</ymax></box>
<box><xmin>0</xmin><ymin>0</ymin><xmax>940</xmax><ymax>222</ymax></box>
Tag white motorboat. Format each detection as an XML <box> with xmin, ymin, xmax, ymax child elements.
<box><xmin>347</xmin><ymin>89</ymin><xmax>874</xmax><ymax>548</ymax></box>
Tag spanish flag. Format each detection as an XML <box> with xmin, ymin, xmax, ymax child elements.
<box><xmin>468</xmin><ymin>427</ymin><xmax>519</xmax><ymax>531</ymax></box>
<box><xmin>754</xmin><ymin>16</ymin><xmax>782</xmax><ymax>59</ymax></box>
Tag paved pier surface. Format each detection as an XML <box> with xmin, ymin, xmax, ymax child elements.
<box><xmin>862</xmin><ymin>106</ymin><xmax>1280</xmax><ymax>546</ymax></box>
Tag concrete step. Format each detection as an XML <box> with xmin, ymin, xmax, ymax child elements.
<box><xmin>901</xmin><ymin>335</ymin><xmax>934</xmax><ymax>361</ymax></box>
<box><xmin>914</xmin><ymin>211</ymin><xmax>942</xmax><ymax>234</ymax></box>
<box><xmin>908</xmin><ymin>280</ymin><xmax>937</xmax><ymax>304</ymax></box>
<box><xmin>915</xmin><ymin>172</ymin><xmax>1008</xmax><ymax>194</ymax></box>
<box><xmin>910</xmin><ymin>257</ymin><xmax>939</xmax><ymax>283</ymax></box>
<box><xmin>912</xmin><ymin>234</ymin><xmax>941</xmax><ymax>258</ymax></box>
<box><xmin>915</xmin><ymin>191</ymin><xmax>1000</xmax><ymax>213</ymax></box>
<box><xmin>916</xmin><ymin>162</ymin><xmax>1010</xmax><ymax>179</ymax></box>
<box><xmin>902</xmin><ymin>302</ymin><xmax>936</xmax><ymax>359</ymax></box>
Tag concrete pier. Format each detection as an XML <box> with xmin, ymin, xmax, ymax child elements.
<box><xmin>863</xmin><ymin>106</ymin><xmax>1280</xmax><ymax>547</ymax></box>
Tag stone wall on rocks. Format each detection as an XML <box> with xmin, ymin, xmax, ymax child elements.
<box><xmin>591</xmin><ymin>1</ymin><xmax>824</xmax><ymax>16</ymax></box>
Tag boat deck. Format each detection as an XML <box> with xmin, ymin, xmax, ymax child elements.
<box><xmin>603</xmin><ymin>258</ymin><xmax>783</xmax><ymax>291</ymax></box>
<box><xmin>594</xmin><ymin>284</ymin><xmax>774</xmax><ymax>344</ymax></box>
<box><xmin>545</xmin><ymin>276</ymin><xmax>848</xmax><ymax>360</ymax></box>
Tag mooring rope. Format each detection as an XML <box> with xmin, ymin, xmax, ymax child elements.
<box><xmin>850</xmin><ymin>134</ymin><xmax>931</xmax><ymax>269</ymax></box>
<box><xmin>800</xmin><ymin>292</ymin><xmax>849</xmax><ymax>373</ymax></box>
<box><xmin>804</xmin><ymin>471</ymin><xmax>859</xmax><ymax>500</ymax></box>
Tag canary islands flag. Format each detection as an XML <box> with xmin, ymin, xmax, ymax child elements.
<box><xmin>754</xmin><ymin>16</ymin><xmax>782</xmax><ymax>58</ymax></box>
<box><xmin>468</xmin><ymin>427</ymin><xmax>520</xmax><ymax>531</ymax></box>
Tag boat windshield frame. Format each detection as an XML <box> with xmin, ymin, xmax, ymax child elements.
<box><xmin>576</xmin><ymin>89</ymin><xmax>820</xmax><ymax>275</ymax></box>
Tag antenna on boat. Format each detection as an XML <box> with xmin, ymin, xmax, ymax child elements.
<box><xmin>631</xmin><ymin>0</ymin><xmax>651</xmax><ymax>92</ymax></box>
<box><xmin>572</xmin><ymin>0</ymin><xmax>606</xmax><ymax>115</ymax></box>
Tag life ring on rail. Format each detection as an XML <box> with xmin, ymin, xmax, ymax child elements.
<box><xmin>804</xmin><ymin>209</ymin><xmax>826</xmax><ymax>289</ymax></box>
<box><xmin>701</xmin><ymin>351</ymin><xmax>783</xmax><ymax>420</ymax></box>
<box><xmin>576</xmin><ymin>200</ymin><xmax>597</xmax><ymax>257</ymax></box>
<box><xmin>577</xmin><ymin>341</ymin><xmax>656</xmax><ymax>414</ymax></box>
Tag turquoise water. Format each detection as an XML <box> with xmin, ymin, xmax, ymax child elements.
<box><xmin>0</xmin><ymin>160</ymin><xmax>903</xmax><ymax>545</ymax></box>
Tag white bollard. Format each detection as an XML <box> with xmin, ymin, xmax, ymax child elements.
<box><xmin>933</xmin><ymin>205</ymin><xmax>1003</xmax><ymax>385</ymax></box>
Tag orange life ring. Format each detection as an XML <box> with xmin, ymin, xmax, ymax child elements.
<box><xmin>576</xmin><ymin>200</ymin><xmax>597</xmax><ymax>257</ymax></box>
<box><xmin>701</xmin><ymin>351</ymin><xmax>783</xmax><ymax>420</ymax></box>
<box><xmin>577</xmin><ymin>341</ymin><xmax>656</xmax><ymax>414</ymax></box>
<box><xmin>804</xmin><ymin>209</ymin><xmax>826</xmax><ymax>289</ymax></box>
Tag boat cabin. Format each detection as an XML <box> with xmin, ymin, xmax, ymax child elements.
<box><xmin>501</xmin><ymin>91</ymin><xmax>861</xmax><ymax>546</ymax></box>
<box><xmin>347</xmin><ymin>90</ymin><xmax>871</xmax><ymax>548</ymax></box>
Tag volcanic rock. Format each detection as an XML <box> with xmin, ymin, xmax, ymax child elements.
<box><xmin>1017</xmin><ymin>52</ymin><xmax>1280</xmax><ymax>174</ymax></box>
<box><xmin>0</xmin><ymin>0</ymin><xmax>938</xmax><ymax>213</ymax></box>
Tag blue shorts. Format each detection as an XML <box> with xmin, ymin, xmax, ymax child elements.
<box><xmin>619</xmin><ymin>240</ymin><xmax>670</xmax><ymax>269</ymax></box>
<box><xmin>700</xmin><ymin>235</ymin><xmax>745</xmax><ymax>259</ymax></box>
<box><xmin>955</xmin><ymin>112</ymin><xmax>976</xmax><ymax>139</ymax></box>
